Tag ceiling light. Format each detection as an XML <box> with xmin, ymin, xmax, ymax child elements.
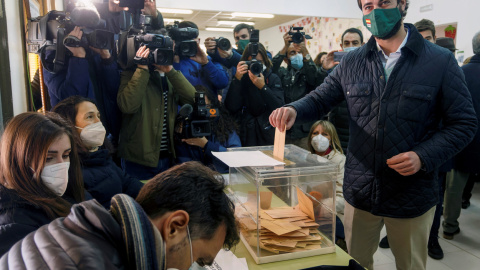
<box><xmin>157</xmin><ymin>8</ymin><xmax>193</xmax><ymax>14</ymax></box>
<box><xmin>164</xmin><ymin>18</ymin><xmax>183</xmax><ymax>24</ymax></box>
<box><xmin>206</xmin><ymin>27</ymin><xmax>234</xmax><ymax>32</ymax></box>
<box><xmin>231</xmin><ymin>12</ymin><xmax>274</xmax><ymax>19</ymax></box>
<box><xmin>217</xmin><ymin>20</ymin><xmax>255</xmax><ymax>26</ymax></box>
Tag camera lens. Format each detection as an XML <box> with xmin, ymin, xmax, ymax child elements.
<box><xmin>292</xmin><ymin>32</ymin><xmax>304</xmax><ymax>44</ymax></box>
<box><xmin>217</xmin><ymin>38</ymin><xmax>231</xmax><ymax>51</ymax></box>
<box><xmin>178</xmin><ymin>41</ymin><xmax>197</xmax><ymax>57</ymax></box>
<box><xmin>250</xmin><ymin>61</ymin><xmax>263</xmax><ymax>76</ymax></box>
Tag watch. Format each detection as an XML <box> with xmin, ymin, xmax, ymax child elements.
<box><xmin>304</xmin><ymin>54</ymin><xmax>311</xmax><ymax>61</ymax></box>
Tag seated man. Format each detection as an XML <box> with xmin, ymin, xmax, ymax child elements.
<box><xmin>0</xmin><ymin>162</ymin><xmax>240</xmax><ymax>270</ymax></box>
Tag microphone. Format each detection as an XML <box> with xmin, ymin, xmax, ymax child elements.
<box><xmin>178</xmin><ymin>104</ymin><xmax>193</xmax><ymax>118</ymax></box>
<box><xmin>70</xmin><ymin>6</ymin><xmax>101</xmax><ymax>28</ymax></box>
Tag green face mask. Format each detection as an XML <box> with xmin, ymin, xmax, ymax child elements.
<box><xmin>237</xmin><ymin>39</ymin><xmax>250</xmax><ymax>52</ymax></box>
<box><xmin>363</xmin><ymin>7</ymin><xmax>401</xmax><ymax>38</ymax></box>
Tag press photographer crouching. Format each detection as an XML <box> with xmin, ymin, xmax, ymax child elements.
<box><xmin>224</xmin><ymin>33</ymin><xmax>284</xmax><ymax>147</ymax></box>
<box><xmin>117</xmin><ymin>34</ymin><xmax>196</xmax><ymax>179</ymax></box>
<box><xmin>175</xmin><ymin>85</ymin><xmax>241</xmax><ymax>173</ymax></box>
<box><xmin>272</xmin><ymin>28</ymin><xmax>328</xmax><ymax>150</ymax></box>
<box><xmin>171</xmin><ymin>21</ymin><xmax>229</xmax><ymax>96</ymax></box>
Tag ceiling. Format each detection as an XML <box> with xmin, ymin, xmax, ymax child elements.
<box><xmin>159</xmin><ymin>10</ymin><xmax>304</xmax><ymax>31</ymax></box>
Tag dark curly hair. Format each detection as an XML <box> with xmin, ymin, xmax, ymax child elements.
<box><xmin>136</xmin><ymin>161</ymin><xmax>240</xmax><ymax>249</ymax></box>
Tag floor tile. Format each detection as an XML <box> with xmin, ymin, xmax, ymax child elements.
<box><xmin>441</xmin><ymin>250</ymin><xmax>480</xmax><ymax>270</ymax></box>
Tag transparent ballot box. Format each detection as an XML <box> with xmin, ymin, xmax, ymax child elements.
<box><xmin>227</xmin><ymin>145</ymin><xmax>338</xmax><ymax>264</ymax></box>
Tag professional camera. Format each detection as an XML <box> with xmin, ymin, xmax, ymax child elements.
<box><xmin>244</xmin><ymin>60</ymin><xmax>264</xmax><ymax>76</ymax></box>
<box><xmin>133</xmin><ymin>33</ymin><xmax>174</xmax><ymax>65</ymax></box>
<box><xmin>27</xmin><ymin>6</ymin><xmax>115</xmax><ymax>74</ymax></box>
<box><xmin>177</xmin><ymin>93</ymin><xmax>219</xmax><ymax>138</ymax></box>
<box><xmin>168</xmin><ymin>22</ymin><xmax>199</xmax><ymax>57</ymax></box>
<box><xmin>215</xmin><ymin>37</ymin><xmax>231</xmax><ymax>51</ymax></box>
<box><xmin>288</xmin><ymin>26</ymin><xmax>312</xmax><ymax>44</ymax></box>
<box><xmin>244</xmin><ymin>29</ymin><xmax>263</xmax><ymax>76</ymax></box>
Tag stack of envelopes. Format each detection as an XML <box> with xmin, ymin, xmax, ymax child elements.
<box><xmin>237</xmin><ymin>187</ymin><xmax>325</xmax><ymax>254</ymax></box>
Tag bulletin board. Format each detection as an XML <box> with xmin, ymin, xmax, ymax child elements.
<box><xmin>275</xmin><ymin>17</ymin><xmax>371</xmax><ymax>59</ymax></box>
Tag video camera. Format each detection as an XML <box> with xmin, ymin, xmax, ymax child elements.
<box><xmin>116</xmin><ymin>1</ymin><xmax>175</xmax><ymax>69</ymax></box>
<box><xmin>177</xmin><ymin>93</ymin><xmax>219</xmax><ymax>138</ymax></box>
<box><xmin>168</xmin><ymin>21</ymin><xmax>199</xmax><ymax>57</ymax></box>
<box><xmin>27</xmin><ymin>4</ymin><xmax>115</xmax><ymax>74</ymax></box>
<box><xmin>132</xmin><ymin>33</ymin><xmax>174</xmax><ymax>66</ymax></box>
<box><xmin>288</xmin><ymin>26</ymin><xmax>312</xmax><ymax>44</ymax></box>
<box><xmin>244</xmin><ymin>29</ymin><xmax>263</xmax><ymax>76</ymax></box>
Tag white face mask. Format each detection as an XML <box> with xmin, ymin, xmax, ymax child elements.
<box><xmin>311</xmin><ymin>134</ymin><xmax>330</xmax><ymax>153</ymax></box>
<box><xmin>76</xmin><ymin>121</ymin><xmax>106</xmax><ymax>148</ymax></box>
<box><xmin>263</xmin><ymin>64</ymin><xmax>267</xmax><ymax>72</ymax></box>
<box><xmin>41</xmin><ymin>162</ymin><xmax>70</xmax><ymax>196</ymax></box>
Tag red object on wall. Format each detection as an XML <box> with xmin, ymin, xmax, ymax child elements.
<box><xmin>445</xmin><ymin>25</ymin><xmax>457</xmax><ymax>39</ymax></box>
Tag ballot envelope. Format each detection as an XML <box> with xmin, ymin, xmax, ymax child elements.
<box><xmin>226</xmin><ymin>145</ymin><xmax>338</xmax><ymax>264</ymax></box>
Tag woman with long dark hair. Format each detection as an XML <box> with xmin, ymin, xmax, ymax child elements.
<box><xmin>224</xmin><ymin>42</ymin><xmax>284</xmax><ymax>146</ymax></box>
<box><xmin>0</xmin><ymin>112</ymin><xmax>85</xmax><ymax>256</ymax></box>
<box><xmin>175</xmin><ymin>85</ymin><xmax>241</xmax><ymax>173</ymax></box>
<box><xmin>53</xmin><ymin>96</ymin><xmax>143</xmax><ymax>208</ymax></box>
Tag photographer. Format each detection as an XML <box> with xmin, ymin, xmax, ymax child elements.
<box><xmin>175</xmin><ymin>85</ymin><xmax>241</xmax><ymax>173</ymax></box>
<box><xmin>272</xmin><ymin>32</ymin><xmax>327</xmax><ymax>149</ymax></box>
<box><xmin>172</xmin><ymin>21</ymin><xmax>229</xmax><ymax>96</ymax></box>
<box><xmin>117</xmin><ymin>45</ymin><xmax>196</xmax><ymax>180</ymax></box>
<box><xmin>224</xmin><ymin>43</ymin><xmax>284</xmax><ymax>146</ymax></box>
<box><xmin>204</xmin><ymin>23</ymin><xmax>254</xmax><ymax>71</ymax></box>
<box><xmin>43</xmin><ymin>26</ymin><xmax>122</xmax><ymax>143</ymax></box>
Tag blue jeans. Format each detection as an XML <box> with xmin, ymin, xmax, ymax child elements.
<box><xmin>121</xmin><ymin>158</ymin><xmax>171</xmax><ymax>181</ymax></box>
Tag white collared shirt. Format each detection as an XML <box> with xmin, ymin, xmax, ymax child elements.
<box><xmin>376</xmin><ymin>28</ymin><xmax>410</xmax><ymax>81</ymax></box>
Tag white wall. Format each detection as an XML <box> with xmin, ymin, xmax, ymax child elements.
<box><xmin>5</xmin><ymin>0</ymin><xmax>28</xmax><ymax>115</ymax></box>
<box><xmin>158</xmin><ymin>0</ymin><xmax>362</xmax><ymax>19</ymax></box>
<box><xmin>405</xmin><ymin>0</ymin><xmax>479</xmax><ymax>57</ymax></box>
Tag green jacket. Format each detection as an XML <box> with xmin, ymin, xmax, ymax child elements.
<box><xmin>117</xmin><ymin>68</ymin><xmax>195</xmax><ymax>167</ymax></box>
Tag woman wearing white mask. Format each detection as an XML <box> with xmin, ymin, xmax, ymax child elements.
<box><xmin>0</xmin><ymin>112</ymin><xmax>85</xmax><ymax>256</ymax></box>
<box><xmin>53</xmin><ymin>96</ymin><xmax>143</xmax><ymax>209</ymax></box>
<box><xmin>225</xmin><ymin>42</ymin><xmax>284</xmax><ymax>146</ymax></box>
<box><xmin>307</xmin><ymin>120</ymin><xmax>347</xmax><ymax>251</ymax></box>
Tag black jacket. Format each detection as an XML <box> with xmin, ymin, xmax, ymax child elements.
<box><xmin>290</xmin><ymin>24</ymin><xmax>477</xmax><ymax>218</ymax></box>
<box><xmin>81</xmin><ymin>149</ymin><xmax>143</xmax><ymax>208</ymax></box>
<box><xmin>225</xmin><ymin>69</ymin><xmax>284</xmax><ymax>146</ymax></box>
<box><xmin>454</xmin><ymin>54</ymin><xmax>480</xmax><ymax>173</ymax></box>
<box><xmin>272</xmin><ymin>54</ymin><xmax>327</xmax><ymax>140</ymax></box>
<box><xmin>0</xmin><ymin>186</ymin><xmax>51</xmax><ymax>257</ymax></box>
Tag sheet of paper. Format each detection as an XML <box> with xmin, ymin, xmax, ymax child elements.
<box><xmin>212</xmin><ymin>151</ymin><xmax>285</xmax><ymax>167</ymax></box>
<box><xmin>296</xmin><ymin>187</ymin><xmax>315</xmax><ymax>220</ymax></box>
<box><xmin>205</xmin><ymin>249</ymin><xmax>249</xmax><ymax>270</ymax></box>
<box><xmin>273</xmin><ymin>127</ymin><xmax>286</xmax><ymax>161</ymax></box>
